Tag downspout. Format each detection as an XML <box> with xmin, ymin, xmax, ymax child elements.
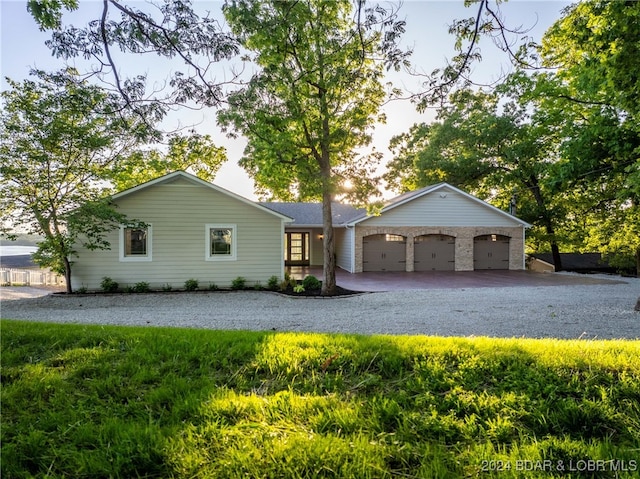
<box><xmin>345</xmin><ymin>224</ymin><xmax>355</xmax><ymax>273</ymax></box>
<box><xmin>521</xmin><ymin>224</ymin><xmax>526</xmax><ymax>270</ymax></box>
<box><xmin>280</xmin><ymin>220</ymin><xmax>287</xmax><ymax>279</ymax></box>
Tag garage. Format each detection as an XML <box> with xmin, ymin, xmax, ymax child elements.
<box><xmin>474</xmin><ymin>234</ymin><xmax>510</xmax><ymax>269</ymax></box>
<box><xmin>363</xmin><ymin>234</ymin><xmax>406</xmax><ymax>272</ymax></box>
<box><xmin>414</xmin><ymin>234</ymin><xmax>455</xmax><ymax>271</ymax></box>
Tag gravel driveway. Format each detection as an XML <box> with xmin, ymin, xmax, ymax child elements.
<box><xmin>2</xmin><ymin>275</ymin><xmax>639</xmax><ymax>339</ymax></box>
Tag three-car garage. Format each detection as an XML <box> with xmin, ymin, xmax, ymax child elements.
<box><xmin>361</xmin><ymin>233</ymin><xmax>512</xmax><ymax>272</ymax></box>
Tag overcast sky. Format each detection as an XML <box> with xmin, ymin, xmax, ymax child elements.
<box><xmin>0</xmin><ymin>0</ymin><xmax>571</xmax><ymax>200</ymax></box>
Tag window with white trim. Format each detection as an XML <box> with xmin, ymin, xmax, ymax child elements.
<box><xmin>206</xmin><ymin>224</ymin><xmax>236</xmax><ymax>261</ymax></box>
<box><xmin>120</xmin><ymin>225</ymin><xmax>152</xmax><ymax>262</ymax></box>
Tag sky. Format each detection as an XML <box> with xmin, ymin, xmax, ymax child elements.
<box><xmin>0</xmin><ymin>0</ymin><xmax>571</xmax><ymax>200</ymax></box>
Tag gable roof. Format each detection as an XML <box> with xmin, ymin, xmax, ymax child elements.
<box><xmin>260</xmin><ymin>202</ymin><xmax>364</xmax><ymax>227</ymax></box>
<box><xmin>111</xmin><ymin>171</ymin><xmax>294</xmax><ymax>222</ymax></box>
<box><xmin>346</xmin><ymin>182</ymin><xmax>531</xmax><ymax>227</ymax></box>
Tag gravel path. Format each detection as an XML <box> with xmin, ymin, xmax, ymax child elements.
<box><xmin>1</xmin><ymin>276</ymin><xmax>639</xmax><ymax>339</ymax></box>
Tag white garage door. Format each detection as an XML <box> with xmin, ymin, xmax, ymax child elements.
<box><xmin>414</xmin><ymin>234</ymin><xmax>455</xmax><ymax>271</ymax></box>
<box><xmin>474</xmin><ymin>234</ymin><xmax>509</xmax><ymax>270</ymax></box>
<box><xmin>363</xmin><ymin>234</ymin><xmax>406</xmax><ymax>272</ymax></box>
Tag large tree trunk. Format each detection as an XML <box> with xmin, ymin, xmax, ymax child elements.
<box><xmin>544</xmin><ymin>221</ymin><xmax>563</xmax><ymax>271</ymax></box>
<box><xmin>318</xmin><ymin>77</ymin><xmax>337</xmax><ymax>296</ymax></box>
<box><xmin>319</xmin><ymin>139</ymin><xmax>336</xmax><ymax>295</ymax></box>
<box><xmin>63</xmin><ymin>256</ymin><xmax>73</xmax><ymax>294</ymax></box>
<box><xmin>550</xmin><ymin>241</ymin><xmax>563</xmax><ymax>272</ymax></box>
<box><xmin>321</xmin><ymin>191</ymin><xmax>336</xmax><ymax>296</ymax></box>
<box><xmin>528</xmin><ymin>177</ymin><xmax>563</xmax><ymax>271</ymax></box>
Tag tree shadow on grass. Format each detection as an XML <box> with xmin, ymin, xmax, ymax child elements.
<box><xmin>2</xmin><ymin>321</ymin><xmax>639</xmax><ymax>478</ymax></box>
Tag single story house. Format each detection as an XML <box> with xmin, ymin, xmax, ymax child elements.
<box><xmin>71</xmin><ymin>171</ymin><xmax>293</xmax><ymax>291</ymax></box>
<box><xmin>264</xmin><ymin>182</ymin><xmax>531</xmax><ymax>273</ymax></box>
<box><xmin>72</xmin><ymin>171</ymin><xmax>530</xmax><ymax>290</ymax></box>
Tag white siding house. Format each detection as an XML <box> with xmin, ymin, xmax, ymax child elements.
<box><xmin>71</xmin><ymin>171</ymin><xmax>292</xmax><ymax>291</ymax></box>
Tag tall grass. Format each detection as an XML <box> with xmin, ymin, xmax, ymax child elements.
<box><xmin>2</xmin><ymin>319</ymin><xmax>639</xmax><ymax>478</ymax></box>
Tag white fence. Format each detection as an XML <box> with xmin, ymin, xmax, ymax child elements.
<box><xmin>0</xmin><ymin>268</ymin><xmax>65</xmax><ymax>286</ymax></box>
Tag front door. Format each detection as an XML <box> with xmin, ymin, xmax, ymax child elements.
<box><xmin>285</xmin><ymin>232</ymin><xmax>310</xmax><ymax>266</ymax></box>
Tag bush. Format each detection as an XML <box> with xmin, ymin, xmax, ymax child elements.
<box><xmin>293</xmin><ymin>284</ymin><xmax>305</xmax><ymax>293</ymax></box>
<box><xmin>184</xmin><ymin>279</ymin><xmax>199</xmax><ymax>291</ymax></box>
<box><xmin>280</xmin><ymin>277</ymin><xmax>297</xmax><ymax>292</ymax></box>
<box><xmin>231</xmin><ymin>276</ymin><xmax>246</xmax><ymax>290</ymax></box>
<box><xmin>162</xmin><ymin>284</ymin><xmax>173</xmax><ymax>292</ymax></box>
<box><xmin>100</xmin><ymin>277</ymin><xmax>119</xmax><ymax>293</ymax></box>
<box><xmin>133</xmin><ymin>282</ymin><xmax>150</xmax><ymax>293</ymax></box>
<box><xmin>302</xmin><ymin>275</ymin><xmax>321</xmax><ymax>291</ymax></box>
<box><xmin>253</xmin><ymin>281</ymin><xmax>264</xmax><ymax>291</ymax></box>
<box><xmin>267</xmin><ymin>275</ymin><xmax>279</xmax><ymax>290</ymax></box>
<box><xmin>208</xmin><ymin>283</ymin><xmax>218</xmax><ymax>291</ymax></box>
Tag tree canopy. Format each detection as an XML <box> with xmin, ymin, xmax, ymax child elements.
<box><xmin>0</xmin><ymin>69</ymin><xmax>154</xmax><ymax>291</ymax></box>
<box><xmin>28</xmin><ymin>0</ymin><xmax>239</xmax><ymax>120</ymax></box>
<box><xmin>218</xmin><ymin>0</ymin><xmax>405</xmax><ymax>294</ymax></box>
<box><xmin>386</xmin><ymin>0</ymin><xmax>640</xmax><ymax>274</ymax></box>
<box><xmin>111</xmin><ymin>132</ymin><xmax>227</xmax><ymax>191</ymax></box>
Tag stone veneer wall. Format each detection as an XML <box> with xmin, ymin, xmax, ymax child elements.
<box><xmin>354</xmin><ymin>226</ymin><xmax>525</xmax><ymax>273</ymax></box>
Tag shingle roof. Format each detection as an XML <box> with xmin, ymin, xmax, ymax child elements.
<box><xmin>262</xmin><ymin>182</ymin><xmax>531</xmax><ymax>228</ymax></box>
<box><xmin>529</xmin><ymin>253</ymin><xmax>616</xmax><ymax>272</ymax></box>
<box><xmin>260</xmin><ymin>202</ymin><xmax>364</xmax><ymax>226</ymax></box>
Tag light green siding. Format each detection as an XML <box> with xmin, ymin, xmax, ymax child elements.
<box><xmin>309</xmin><ymin>228</ymin><xmax>323</xmax><ymax>266</ymax></box>
<box><xmin>335</xmin><ymin>227</ymin><xmax>354</xmax><ymax>272</ymax></box>
<box><xmin>72</xmin><ymin>176</ymin><xmax>286</xmax><ymax>291</ymax></box>
<box><xmin>360</xmin><ymin>187</ymin><xmax>521</xmax><ymax>227</ymax></box>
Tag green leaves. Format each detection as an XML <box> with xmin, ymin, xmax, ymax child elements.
<box><xmin>0</xmin><ymin>69</ymin><xmax>154</xmax><ymax>291</ymax></box>
<box><xmin>27</xmin><ymin>0</ymin><xmax>78</xmax><ymax>30</ymax></box>
<box><xmin>110</xmin><ymin>132</ymin><xmax>228</xmax><ymax>191</ymax></box>
<box><xmin>28</xmin><ymin>1</ymin><xmax>240</xmax><ymax>120</ymax></box>
<box><xmin>219</xmin><ymin>0</ymin><xmax>405</xmax><ymax>293</ymax></box>
<box><xmin>219</xmin><ymin>0</ymin><xmax>393</xmax><ymax>201</ymax></box>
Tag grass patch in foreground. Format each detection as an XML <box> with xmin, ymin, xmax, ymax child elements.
<box><xmin>1</xmin><ymin>319</ymin><xmax>639</xmax><ymax>478</ymax></box>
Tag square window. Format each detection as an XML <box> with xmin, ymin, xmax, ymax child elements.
<box><xmin>120</xmin><ymin>225</ymin><xmax>152</xmax><ymax>262</ymax></box>
<box><xmin>206</xmin><ymin>224</ymin><xmax>236</xmax><ymax>261</ymax></box>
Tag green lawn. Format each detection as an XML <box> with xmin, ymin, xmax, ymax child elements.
<box><xmin>1</xmin><ymin>319</ymin><xmax>639</xmax><ymax>478</ymax></box>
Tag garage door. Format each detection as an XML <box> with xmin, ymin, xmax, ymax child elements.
<box><xmin>414</xmin><ymin>234</ymin><xmax>455</xmax><ymax>271</ymax></box>
<box><xmin>474</xmin><ymin>234</ymin><xmax>509</xmax><ymax>269</ymax></box>
<box><xmin>363</xmin><ymin>234</ymin><xmax>406</xmax><ymax>272</ymax></box>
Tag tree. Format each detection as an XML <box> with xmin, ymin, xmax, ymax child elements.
<box><xmin>538</xmin><ymin>0</ymin><xmax>640</xmax><ymax>275</ymax></box>
<box><xmin>386</xmin><ymin>77</ymin><xmax>571</xmax><ymax>269</ymax></box>
<box><xmin>416</xmin><ymin>0</ymin><xmax>539</xmax><ymax>109</ymax></box>
<box><xmin>392</xmin><ymin>0</ymin><xmax>640</xmax><ymax>274</ymax></box>
<box><xmin>28</xmin><ymin>0</ymin><xmax>240</xmax><ymax>118</ymax></box>
<box><xmin>218</xmin><ymin>0</ymin><xmax>405</xmax><ymax>295</ymax></box>
<box><xmin>0</xmin><ymin>69</ymin><xmax>152</xmax><ymax>292</ymax></box>
<box><xmin>110</xmin><ymin>132</ymin><xmax>228</xmax><ymax>191</ymax></box>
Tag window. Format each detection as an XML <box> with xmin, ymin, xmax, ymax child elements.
<box><xmin>206</xmin><ymin>224</ymin><xmax>236</xmax><ymax>261</ymax></box>
<box><xmin>120</xmin><ymin>225</ymin><xmax>152</xmax><ymax>262</ymax></box>
<box><xmin>385</xmin><ymin>234</ymin><xmax>405</xmax><ymax>242</ymax></box>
